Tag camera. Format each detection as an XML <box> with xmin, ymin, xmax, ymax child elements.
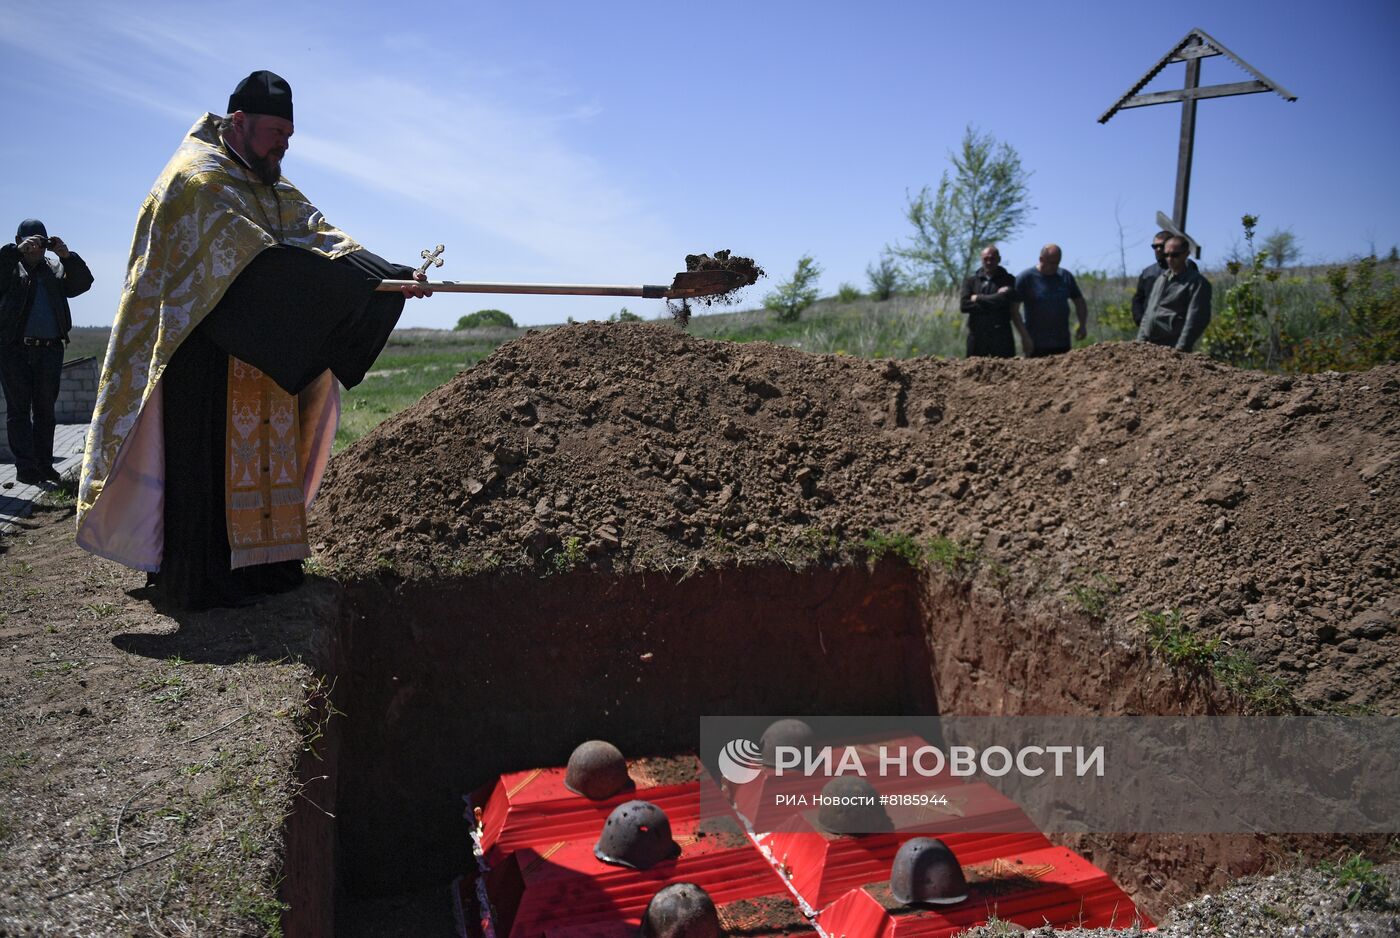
<box><xmin>46</xmin><ymin>237</ymin><xmax>58</xmax><ymax>248</ymax></box>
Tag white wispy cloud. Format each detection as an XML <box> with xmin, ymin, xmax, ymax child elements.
<box><xmin>0</xmin><ymin>2</ymin><xmax>678</xmax><ymax>288</ymax></box>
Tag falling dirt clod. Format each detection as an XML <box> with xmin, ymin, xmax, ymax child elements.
<box><xmin>669</xmin><ymin>249</ymin><xmax>765</xmax><ymax>327</ymax></box>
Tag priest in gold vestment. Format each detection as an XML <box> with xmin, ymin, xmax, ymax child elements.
<box><xmin>78</xmin><ymin>71</ymin><xmax>431</xmax><ymax>609</ymax></box>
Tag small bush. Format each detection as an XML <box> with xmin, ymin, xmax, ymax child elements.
<box><xmin>610</xmin><ymin>306</ymin><xmax>643</xmax><ymax>323</ymax></box>
<box><xmin>764</xmin><ymin>254</ymin><xmax>823</xmax><ymax>323</ymax></box>
<box><xmin>455</xmin><ymin>309</ymin><xmax>516</xmax><ymax>330</ymax></box>
<box><xmin>836</xmin><ymin>282</ymin><xmax>863</xmax><ymax>303</ymax></box>
<box><xmin>866</xmin><ymin>252</ymin><xmax>901</xmax><ymax>301</ymax></box>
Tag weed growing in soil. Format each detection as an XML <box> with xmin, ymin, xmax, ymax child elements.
<box><xmin>297</xmin><ymin>676</ymin><xmax>344</xmax><ymax>762</ymax></box>
<box><xmin>860</xmin><ymin>531</ymin><xmax>924</xmax><ymax>565</ymax></box>
<box><xmin>1211</xmin><ymin>650</ymin><xmax>1299</xmax><ymax>714</ymax></box>
<box><xmin>1320</xmin><ymin>853</ymin><xmax>1392</xmax><ymax>911</ymax></box>
<box><xmin>927</xmin><ymin>535</ymin><xmax>978</xmax><ymax>578</ymax></box>
<box><xmin>548</xmin><ymin>536</ymin><xmax>586</xmax><ymax>575</ymax></box>
<box><xmin>859</xmin><ymin>531</ymin><xmax>978</xmax><ymax>578</ymax></box>
<box><xmin>1067</xmin><ymin>573</ymin><xmax>1119</xmax><ymax>620</ymax></box>
<box><xmin>1140</xmin><ymin>609</ymin><xmax>1220</xmax><ymax>671</ymax></box>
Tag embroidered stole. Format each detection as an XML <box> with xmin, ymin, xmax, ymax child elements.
<box><xmin>225</xmin><ymin>357</ymin><xmax>309</xmax><ymax>569</ymax></box>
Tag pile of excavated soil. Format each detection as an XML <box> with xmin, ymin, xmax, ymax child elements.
<box><xmin>311</xmin><ymin>322</ymin><xmax>1400</xmax><ymax>713</ymax></box>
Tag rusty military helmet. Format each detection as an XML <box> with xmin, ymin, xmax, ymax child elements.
<box><xmin>890</xmin><ymin>837</ymin><xmax>969</xmax><ymax>906</ymax></box>
<box><xmin>815</xmin><ymin>776</ymin><xmax>893</xmax><ymax>835</ymax></box>
<box><xmin>760</xmin><ymin>718</ymin><xmax>815</xmax><ymax>767</ymax></box>
<box><xmin>564</xmin><ymin>740</ymin><xmax>633</xmax><ymax>800</ymax></box>
<box><xmin>639</xmin><ymin>882</ymin><xmax>722</xmax><ymax>938</ymax></box>
<box><xmin>594</xmin><ymin>800</ymin><xmax>681</xmax><ymax>870</ymax></box>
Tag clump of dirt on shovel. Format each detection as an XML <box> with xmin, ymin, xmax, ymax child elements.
<box><xmin>668</xmin><ymin>249</ymin><xmax>764</xmax><ymax>327</ymax></box>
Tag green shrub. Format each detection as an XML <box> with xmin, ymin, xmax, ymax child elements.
<box><xmin>1203</xmin><ymin>215</ymin><xmax>1276</xmax><ymax>368</ymax></box>
<box><xmin>1285</xmin><ymin>256</ymin><xmax>1400</xmax><ymax>372</ymax></box>
<box><xmin>610</xmin><ymin>306</ymin><xmax>643</xmax><ymax>323</ymax></box>
<box><xmin>836</xmin><ymin>282</ymin><xmax>863</xmax><ymax>303</ymax></box>
<box><xmin>764</xmin><ymin>254</ymin><xmax>823</xmax><ymax>323</ymax></box>
<box><xmin>455</xmin><ymin>309</ymin><xmax>516</xmax><ymax>330</ymax></box>
<box><xmin>866</xmin><ymin>252</ymin><xmax>901</xmax><ymax>301</ymax></box>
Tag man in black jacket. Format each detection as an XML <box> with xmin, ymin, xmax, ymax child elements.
<box><xmin>1130</xmin><ymin>231</ymin><xmax>1171</xmax><ymax>327</ymax></box>
<box><xmin>0</xmin><ymin>219</ymin><xmax>94</xmax><ymax>485</ymax></box>
<box><xmin>959</xmin><ymin>244</ymin><xmax>1033</xmax><ymax>358</ymax></box>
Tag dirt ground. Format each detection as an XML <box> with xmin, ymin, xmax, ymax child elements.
<box><xmin>0</xmin><ymin>504</ymin><xmax>334</xmax><ymax>935</ymax></box>
<box><xmin>315</xmin><ymin>322</ymin><xmax>1399</xmax><ymax>715</ymax></box>
<box><xmin>1</xmin><ymin>322</ymin><xmax>1397</xmax><ymax>935</ymax></box>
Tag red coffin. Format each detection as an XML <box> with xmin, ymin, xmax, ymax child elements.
<box><xmin>815</xmin><ymin>846</ymin><xmax>1155</xmax><ymax>937</ymax></box>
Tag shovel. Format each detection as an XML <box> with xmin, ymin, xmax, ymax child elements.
<box><xmin>374</xmin><ymin>268</ymin><xmax>742</xmax><ymax>300</ymax></box>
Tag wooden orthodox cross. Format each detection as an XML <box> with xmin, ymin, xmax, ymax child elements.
<box><xmin>1099</xmin><ymin>27</ymin><xmax>1295</xmax><ymax>251</ymax></box>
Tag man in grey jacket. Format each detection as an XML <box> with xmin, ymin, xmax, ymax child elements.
<box><xmin>1137</xmin><ymin>236</ymin><xmax>1212</xmax><ymax>352</ymax></box>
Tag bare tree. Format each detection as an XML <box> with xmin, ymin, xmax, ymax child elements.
<box><xmin>889</xmin><ymin>125</ymin><xmax>1032</xmax><ymax>291</ymax></box>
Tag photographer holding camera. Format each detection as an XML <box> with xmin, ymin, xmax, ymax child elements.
<box><xmin>1</xmin><ymin>218</ymin><xmax>94</xmax><ymax>485</ymax></box>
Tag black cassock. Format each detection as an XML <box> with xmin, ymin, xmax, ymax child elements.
<box><xmin>154</xmin><ymin>245</ymin><xmax>410</xmax><ymax>610</ymax></box>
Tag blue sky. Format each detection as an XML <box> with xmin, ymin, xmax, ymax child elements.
<box><xmin>1</xmin><ymin>0</ymin><xmax>1397</xmax><ymax>328</ymax></box>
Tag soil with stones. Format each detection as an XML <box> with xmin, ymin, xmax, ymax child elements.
<box><xmin>314</xmin><ymin>322</ymin><xmax>1400</xmax><ymax>716</ymax></box>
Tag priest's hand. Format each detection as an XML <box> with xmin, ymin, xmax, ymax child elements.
<box><xmin>47</xmin><ymin>236</ymin><xmax>70</xmax><ymax>259</ymax></box>
<box><xmin>401</xmin><ymin>269</ymin><xmax>433</xmax><ymax>299</ymax></box>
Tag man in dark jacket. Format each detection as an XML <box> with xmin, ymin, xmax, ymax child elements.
<box><xmin>0</xmin><ymin>219</ymin><xmax>94</xmax><ymax>484</ymax></box>
<box><xmin>1130</xmin><ymin>231</ymin><xmax>1171</xmax><ymax>326</ymax></box>
<box><xmin>1131</xmin><ymin>230</ymin><xmax>1198</xmax><ymax>326</ymax></box>
<box><xmin>1137</xmin><ymin>236</ymin><xmax>1212</xmax><ymax>352</ymax></box>
<box><xmin>959</xmin><ymin>244</ymin><xmax>1033</xmax><ymax>357</ymax></box>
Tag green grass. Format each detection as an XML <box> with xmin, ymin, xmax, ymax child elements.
<box><xmin>859</xmin><ymin>531</ymin><xmax>925</xmax><ymax>566</ymax></box>
<box><xmin>687</xmin><ymin>294</ymin><xmax>966</xmax><ymax>359</ymax></box>
<box><xmin>859</xmin><ymin>530</ymin><xmax>977</xmax><ymax>576</ymax></box>
<box><xmin>1138</xmin><ymin>608</ymin><xmax>1303</xmax><ymax>713</ymax></box>
<box><xmin>1139</xmin><ymin>608</ymin><xmax>1220</xmax><ymax>671</ymax></box>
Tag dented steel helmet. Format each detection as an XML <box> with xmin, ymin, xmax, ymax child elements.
<box><xmin>890</xmin><ymin>837</ymin><xmax>969</xmax><ymax>905</ymax></box>
<box><xmin>816</xmin><ymin>776</ymin><xmax>893</xmax><ymax>835</ymax></box>
<box><xmin>594</xmin><ymin>800</ymin><xmax>681</xmax><ymax>870</ymax></box>
<box><xmin>564</xmin><ymin>740</ymin><xmax>632</xmax><ymax>800</ymax></box>
<box><xmin>760</xmin><ymin>718</ymin><xmax>815</xmax><ymax>767</ymax></box>
<box><xmin>640</xmin><ymin>882</ymin><xmax>722</xmax><ymax>938</ymax></box>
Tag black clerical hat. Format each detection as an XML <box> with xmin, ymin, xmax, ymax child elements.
<box><xmin>228</xmin><ymin>70</ymin><xmax>293</xmax><ymax>122</ymax></box>
<box><xmin>16</xmin><ymin>219</ymin><xmax>47</xmax><ymax>240</ymax></box>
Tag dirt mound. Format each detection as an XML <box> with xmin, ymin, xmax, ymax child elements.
<box><xmin>311</xmin><ymin>322</ymin><xmax>1400</xmax><ymax>713</ymax></box>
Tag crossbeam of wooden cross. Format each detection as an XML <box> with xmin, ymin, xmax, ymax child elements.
<box><xmin>1099</xmin><ymin>27</ymin><xmax>1296</xmax><ymax>242</ymax></box>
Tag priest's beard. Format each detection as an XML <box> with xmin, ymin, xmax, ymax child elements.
<box><xmin>248</xmin><ymin>149</ymin><xmax>284</xmax><ymax>186</ymax></box>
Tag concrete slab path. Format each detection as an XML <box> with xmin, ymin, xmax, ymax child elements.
<box><xmin>0</xmin><ymin>423</ymin><xmax>88</xmax><ymax>534</ymax></box>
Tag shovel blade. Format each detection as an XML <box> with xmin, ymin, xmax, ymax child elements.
<box><xmin>666</xmin><ymin>269</ymin><xmax>743</xmax><ymax>299</ymax></box>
